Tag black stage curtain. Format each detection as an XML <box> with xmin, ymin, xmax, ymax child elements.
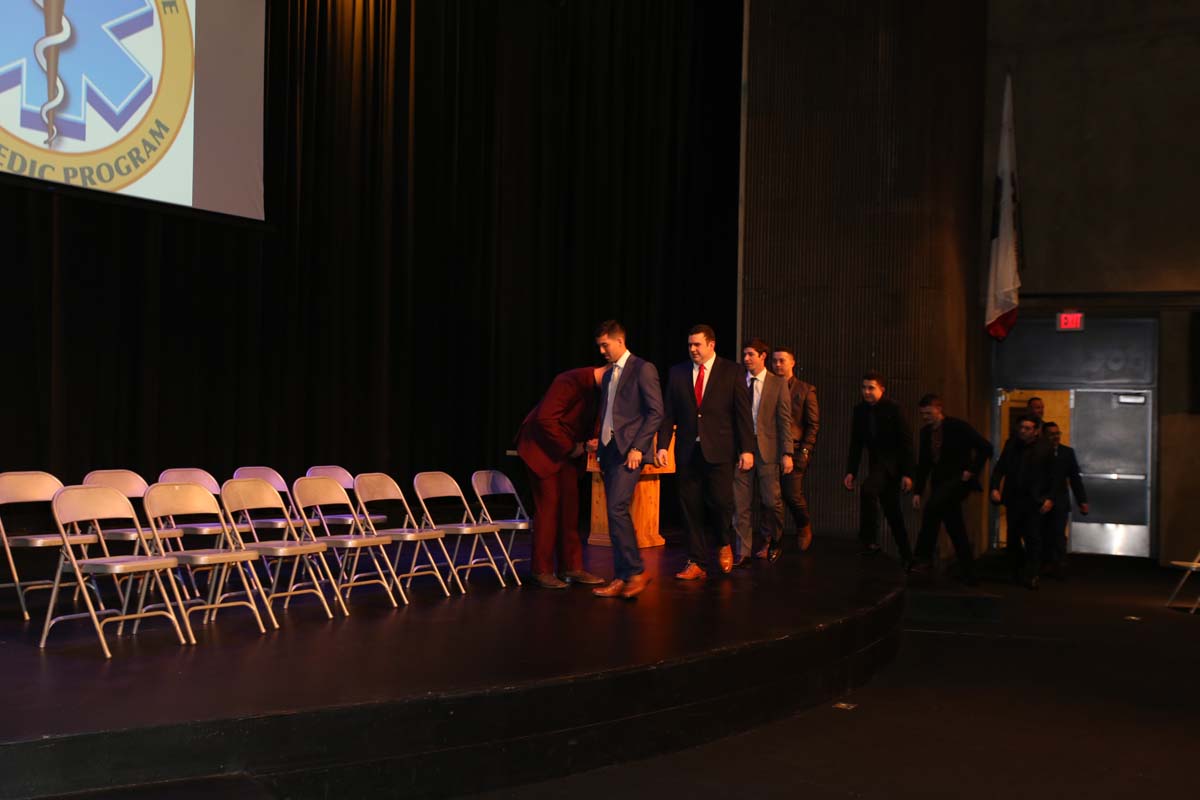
<box><xmin>0</xmin><ymin>0</ymin><xmax>742</xmax><ymax>489</ymax></box>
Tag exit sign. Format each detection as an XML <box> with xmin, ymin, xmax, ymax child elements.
<box><xmin>1057</xmin><ymin>311</ymin><xmax>1085</xmax><ymax>331</ymax></box>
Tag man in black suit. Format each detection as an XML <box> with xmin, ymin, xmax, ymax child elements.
<box><xmin>910</xmin><ymin>394</ymin><xmax>993</xmax><ymax>584</ymax></box>
<box><xmin>990</xmin><ymin>413</ymin><xmax>1058</xmax><ymax>590</ymax></box>
<box><xmin>1040</xmin><ymin>421</ymin><xmax>1089</xmax><ymax>579</ymax></box>
<box><xmin>656</xmin><ymin>324</ymin><xmax>754</xmax><ymax>578</ymax></box>
<box><xmin>844</xmin><ymin>371</ymin><xmax>914</xmax><ymax>566</ymax></box>
<box><xmin>772</xmin><ymin>347</ymin><xmax>819</xmax><ymax>551</ymax></box>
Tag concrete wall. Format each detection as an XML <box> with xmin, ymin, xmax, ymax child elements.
<box><xmin>984</xmin><ymin>0</ymin><xmax>1200</xmax><ymax>565</ymax></box>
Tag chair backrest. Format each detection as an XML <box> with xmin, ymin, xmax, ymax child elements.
<box><xmin>144</xmin><ymin>482</ymin><xmax>223</xmax><ymax>519</ymax></box>
<box><xmin>0</xmin><ymin>471</ymin><xmax>64</xmax><ymax>505</ymax></box>
<box><xmin>233</xmin><ymin>466</ymin><xmax>289</xmax><ymax>492</ymax></box>
<box><xmin>53</xmin><ymin>486</ymin><xmax>137</xmax><ymax>526</ymax></box>
<box><xmin>354</xmin><ymin>472</ymin><xmax>418</xmax><ymax>530</ymax></box>
<box><xmin>159</xmin><ymin>468</ymin><xmax>221</xmax><ymax>495</ymax></box>
<box><xmin>305</xmin><ymin>465</ymin><xmax>354</xmax><ymax>489</ymax></box>
<box><xmin>220</xmin><ymin>478</ymin><xmax>288</xmax><ymax>515</ymax></box>
<box><xmin>470</xmin><ymin>469</ymin><xmax>529</xmax><ymax>522</ymax></box>
<box><xmin>412</xmin><ymin>471</ymin><xmax>476</xmax><ymax>527</ymax></box>
<box><xmin>293</xmin><ymin>476</ymin><xmax>353</xmax><ymax>511</ymax></box>
<box><xmin>83</xmin><ymin>469</ymin><xmax>150</xmax><ymax>499</ymax></box>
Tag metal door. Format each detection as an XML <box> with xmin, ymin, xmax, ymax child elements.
<box><xmin>1069</xmin><ymin>389</ymin><xmax>1153</xmax><ymax>557</ymax></box>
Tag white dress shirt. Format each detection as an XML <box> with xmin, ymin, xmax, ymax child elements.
<box><xmin>747</xmin><ymin>368</ymin><xmax>765</xmax><ymax>433</ymax></box>
<box><xmin>601</xmin><ymin>350</ymin><xmax>632</xmax><ymax>446</ymax></box>
<box><xmin>691</xmin><ymin>354</ymin><xmax>716</xmax><ymax>440</ymax></box>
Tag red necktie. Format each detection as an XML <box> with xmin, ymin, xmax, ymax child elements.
<box><xmin>694</xmin><ymin>364</ymin><xmax>705</xmax><ymax>408</ymax></box>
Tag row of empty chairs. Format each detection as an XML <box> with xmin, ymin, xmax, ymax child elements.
<box><xmin>0</xmin><ymin>466</ymin><xmax>532</xmax><ymax>658</ymax></box>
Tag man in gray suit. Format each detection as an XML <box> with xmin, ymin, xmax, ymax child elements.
<box><xmin>733</xmin><ymin>338</ymin><xmax>794</xmax><ymax>564</ymax></box>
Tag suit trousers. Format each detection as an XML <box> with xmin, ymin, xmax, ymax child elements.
<box><xmin>678</xmin><ymin>445</ymin><xmax>736</xmax><ymax>569</ymax></box>
<box><xmin>526</xmin><ymin>462</ymin><xmax>584</xmax><ymax>576</ymax></box>
<box><xmin>733</xmin><ymin>460</ymin><xmax>783</xmax><ymax>558</ymax></box>
<box><xmin>860</xmin><ymin>467</ymin><xmax>912</xmax><ymax>561</ymax></box>
<box><xmin>1040</xmin><ymin>506</ymin><xmax>1070</xmax><ymax>566</ymax></box>
<box><xmin>1006</xmin><ymin>504</ymin><xmax>1043</xmax><ymax>581</ymax></box>
<box><xmin>914</xmin><ymin>480</ymin><xmax>973</xmax><ymax>574</ymax></box>
<box><xmin>781</xmin><ymin>462</ymin><xmax>810</xmax><ymax>530</ymax></box>
<box><xmin>599</xmin><ymin>439</ymin><xmax>645</xmax><ymax>579</ymax></box>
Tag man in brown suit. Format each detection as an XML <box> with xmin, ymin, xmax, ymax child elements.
<box><xmin>733</xmin><ymin>338</ymin><xmax>793</xmax><ymax>564</ymax></box>
<box><xmin>517</xmin><ymin>366</ymin><xmax>609</xmax><ymax>589</ymax></box>
<box><xmin>771</xmin><ymin>347</ymin><xmax>820</xmax><ymax>551</ymax></box>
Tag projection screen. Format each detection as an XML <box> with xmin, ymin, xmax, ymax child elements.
<box><xmin>0</xmin><ymin>0</ymin><xmax>265</xmax><ymax>220</ymax></box>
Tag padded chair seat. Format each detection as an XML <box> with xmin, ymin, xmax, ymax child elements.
<box><xmin>376</xmin><ymin>527</ymin><xmax>444</xmax><ymax>542</ymax></box>
<box><xmin>318</xmin><ymin>512</ymin><xmax>387</xmax><ymax>525</ymax></box>
<box><xmin>178</xmin><ymin>523</ymin><xmax>226</xmax><ymax>536</ymax></box>
<box><xmin>9</xmin><ymin>532</ymin><xmax>99</xmax><ymax>547</ymax></box>
<box><xmin>101</xmin><ymin>527</ymin><xmax>183</xmax><ymax>542</ymax></box>
<box><xmin>172</xmin><ymin>549</ymin><xmax>260</xmax><ymax>566</ymax></box>
<box><xmin>438</xmin><ymin>523</ymin><xmax>501</xmax><ymax>536</ymax></box>
<box><xmin>244</xmin><ymin>540</ymin><xmax>327</xmax><ymax>557</ymax></box>
<box><xmin>488</xmin><ymin>519</ymin><xmax>531</xmax><ymax>531</ymax></box>
<box><xmin>320</xmin><ymin>534</ymin><xmax>393</xmax><ymax>548</ymax></box>
<box><xmin>75</xmin><ymin>555</ymin><xmax>179</xmax><ymax>574</ymax></box>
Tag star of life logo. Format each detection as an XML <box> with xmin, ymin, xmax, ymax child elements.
<box><xmin>0</xmin><ymin>0</ymin><xmax>194</xmax><ymax>191</ymax></box>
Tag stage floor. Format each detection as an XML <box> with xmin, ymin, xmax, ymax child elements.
<box><xmin>0</xmin><ymin>539</ymin><xmax>904</xmax><ymax>798</ymax></box>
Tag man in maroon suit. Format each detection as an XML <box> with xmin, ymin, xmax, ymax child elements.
<box><xmin>517</xmin><ymin>366</ymin><xmax>609</xmax><ymax>589</ymax></box>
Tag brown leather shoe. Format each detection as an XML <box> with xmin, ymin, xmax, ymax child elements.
<box><xmin>620</xmin><ymin>573</ymin><xmax>652</xmax><ymax>599</ymax></box>
<box><xmin>592</xmin><ymin>579</ymin><xmax>626</xmax><ymax>598</ymax></box>
<box><xmin>533</xmin><ymin>573</ymin><xmax>569</xmax><ymax>590</ymax></box>
<box><xmin>674</xmin><ymin>562</ymin><xmax>707</xmax><ymax>581</ymax></box>
<box><xmin>799</xmin><ymin>524</ymin><xmax>814</xmax><ymax>551</ymax></box>
<box><xmin>718</xmin><ymin>545</ymin><xmax>734</xmax><ymax>573</ymax></box>
<box><xmin>561</xmin><ymin>569</ymin><xmax>605</xmax><ymax>585</ymax></box>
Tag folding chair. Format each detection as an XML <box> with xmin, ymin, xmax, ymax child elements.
<box><xmin>232</xmin><ymin>467</ymin><xmax>316</xmax><ymax>529</ymax></box>
<box><xmin>221</xmin><ymin>478</ymin><xmax>347</xmax><ymax>619</ymax></box>
<box><xmin>412</xmin><ymin>471</ymin><xmax>509</xmax><ymax>589</ymax></box>
<box><xmin>159</xmin><ymin>468</ymin><xmax>239</xmax><ymax>536</ymax></box>
<box><xmin>293</xmin><ymin>477</ymin><xmax>400</xmax><ymax>607</ymax></box>
<box><xmin>355</xmin><ymin>472</ymin><xmax>453</xmax><ymax>596</ymax></box>
<box><xmin>471</xmin><ymin>470</ymin><xmax>532</xmax><ymax>580</ymax></box>
<box><xmin>83</xmin><ymin>470</ymin><xmax>185</xmax><ymax>554</ymax></box>
<box><xmin>1166</xmin><ymin>547</ymin><xmax>1200</xmax><ymax>614</ymax></box>
<box><xmin>145</xmin><ymin>482</ymin><xmax>273</xmax><ymax>633</ymax></box>
<box><xmin>0</xmin><ymin>471</ymin><xmax>74</xmax><ymax>621</ymax></box>
<box><xmin>305</xmin><ymin>466</ymin><xmax>387</xmax><ymax>526</ymax></box>
<box><xmin>41</xmin><ymin>485</ymin><xmax>190</xmax><ymax>659</ymax></box>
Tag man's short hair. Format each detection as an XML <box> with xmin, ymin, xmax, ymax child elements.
<box><xmin>742</xmin><ymin>337</ymin><xmax>771</xmax><ymax>356</ymax></box>
<box><xmin>918</xmin><ymin>393</ymin><xmax>944</xmax><ymax>409</ymax></box>
<box><xmin>1027</xmin><ymin>396</ymin><xmax>1043</xmax><ymax>406</ymax></box>
<box><xmin>689</xmin><ymin>324</ymin><xmax>716</xmax><ymax>343</ymax></box>
<box><xmin>772</xmin><ymin>346</ymin><xmax>796</xmax><ymax>361</ymax></box>
<box><xmin>1042</xmin><ymin>421</ymin><xmax>1060</xmax><ymax>432</ymax></box>
<box><xmin>1017</xmin><ymin>413</ymin><xmax>1040</xmax><ymax>427</ymax></box>
<box><xmin>862</xmin><ymin>370</ymin><xmax>887</xmax><ymax>388</ymax></box>
<box><xmin>595</xmin><ymin>320</ymin><xmax>625</xmax><ymax>339</ymax></box>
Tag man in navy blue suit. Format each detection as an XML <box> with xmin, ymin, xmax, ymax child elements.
<box><xmin>592</xmin><ymin>320</ymin><xmax>664</xmax><ymax>600</ymax></box>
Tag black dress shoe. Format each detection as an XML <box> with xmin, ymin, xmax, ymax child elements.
<box><xmin>768</xmin><ymin>544</ymin><xmax>782</xmax><ymax>563</ymax></box>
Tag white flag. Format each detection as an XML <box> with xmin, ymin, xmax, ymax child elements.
<box><xmin>986</xmin><ymin>75</ymin><xmax>1021</xmax><ymax>340</ymax></box>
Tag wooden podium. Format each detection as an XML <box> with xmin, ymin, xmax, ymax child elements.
<box><xmin>586</xmin><ymin>434</ymin><xmax>674</xmax><ymax>548</ymax></box>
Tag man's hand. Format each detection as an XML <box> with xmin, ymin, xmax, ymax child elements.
<box><xmin>738</xmin><ymin>452</ymin><xmax>754</xmax><ymax>471</ymax></box>
<box><xmin>1079</xmin><ymin>502</ymin><xmax>1090</xmax><ymax>515</ymax></box>
<box><xmin>781</xmin><ymin>454</ymin><xmax>794</xmax><ymax>475</ymax></box>
<box><xmin>585</xmin><ymin>438</ymin><xmax>599</xmax><ymax>454</ymax></box>
<box><xmin>655</xmin><ymin>449</ymin><xmax>670</xmax><ymax>468</ymax></box>
<box><xmin>912</xmin><ymin>495</ymin><xmax>921</xmax><ymax>511</ymax></box>
<box><xmin>990</xmin><ymin>489</ymin><xmax>1002</xmax><ymax>504</ymax></box>
<box><xmin>900</xmin><ymin>476</ymin><xmax>913</xmax><ymax>494</ymax></box>
<box><xmin>625</xmin><ymin>448</ymin><xmax>643</xmax><ymax>470</ymax></box>
<box><xmin>1040</xmin><ymin>499</ymin><xmax>1054</xmax><ymax>514</ymax></box>
<box><xmin>569</xmin><ymin>442</ymin><xmax>585</xmax><ymax>458</ymax></box>
<box><xmin>962</xmin><ymin>471</ymin><xmax>974</xmax><ymax>482</ymax></box>
<box><xmin>843</xmin><ymin>473</ymin><xmax>855</xmax><ymax>491</ymax></box>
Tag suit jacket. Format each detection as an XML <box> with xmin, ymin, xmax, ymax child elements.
<box><xmin>990</xmin><ymin>436</ymin><xmax>1059</xmax><ymax>510</ymax></box>
<box><xmin>914</xmin><ymin>416</ymin><xmax>993</xmax><ymax>495</ymax></box>
<box><xmin>596</xmin><ymin>355</ymin><xmax>664</xmax><ymax>457</ymax></box>
<box><xmin>785</xmin><ymin>377</ymin><xmax>819</xmax><ymax>458</ymax></box>
<box><xmin>845</xmin><ymin>397</ymin><xmax>914</xmax><ymax>479</ymax></box>
<box><xmin>1049</xmin><ymin>444</ymin><xmax>1088</xmax><ymax>509</ymax></box>
<box><xmin>743</xmin><ymin>371</ymin><xmax>793</xmax><ymax>464</ymax></box>
<box><xmin>517</xmin><ymin>367</ymin><xmax>599</xmax><ymax>479</ymax></box>
<box><xmin>658</xmin><ymin>357</ymin><xmax>754</xmax><ymax>465</ymax></box>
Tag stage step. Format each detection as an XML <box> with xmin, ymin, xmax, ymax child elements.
<box><xmin>905</xmin><ymin>584</ymin><xmax>1002</xmax><ymax>624</ymax></box>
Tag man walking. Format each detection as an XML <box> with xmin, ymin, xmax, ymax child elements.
<box><xmin>592</xmin><ymin>320</ymin><xmax>663</xmax><ymax>600</ymax></box>
<box><xmin>990</xmin><ymin>413</ymin><xmax>1058</xmax><ymax>590</ymax></box>
<box><xmin>771</xmin><ymin>347</ymin><xmax>819</xmax><ymax>551</ymax></box>
<box><xmin>910</xmin><ymin>394</ymin><xmax>993</xmax><ymax>585</ymax></box>
<box><xmin>844</xmin><ymin>371</ymin><xmax>914</xmax><ymax>567</ymax></box>
<box><xmin>732</xmin><ymin>339</ymin><xmax>793</xmax><ymax>564</ymax></box>
<box><xmin>1040</xmin><ymin>421</ymin><xmax>1088</xmax><ymax>579</ymax></box>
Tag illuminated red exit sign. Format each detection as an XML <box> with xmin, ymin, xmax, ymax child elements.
<box><xmin>1056</xmin><ymin>311</ymin><xmax>1085</xmax><ymax>331</ymax></box>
